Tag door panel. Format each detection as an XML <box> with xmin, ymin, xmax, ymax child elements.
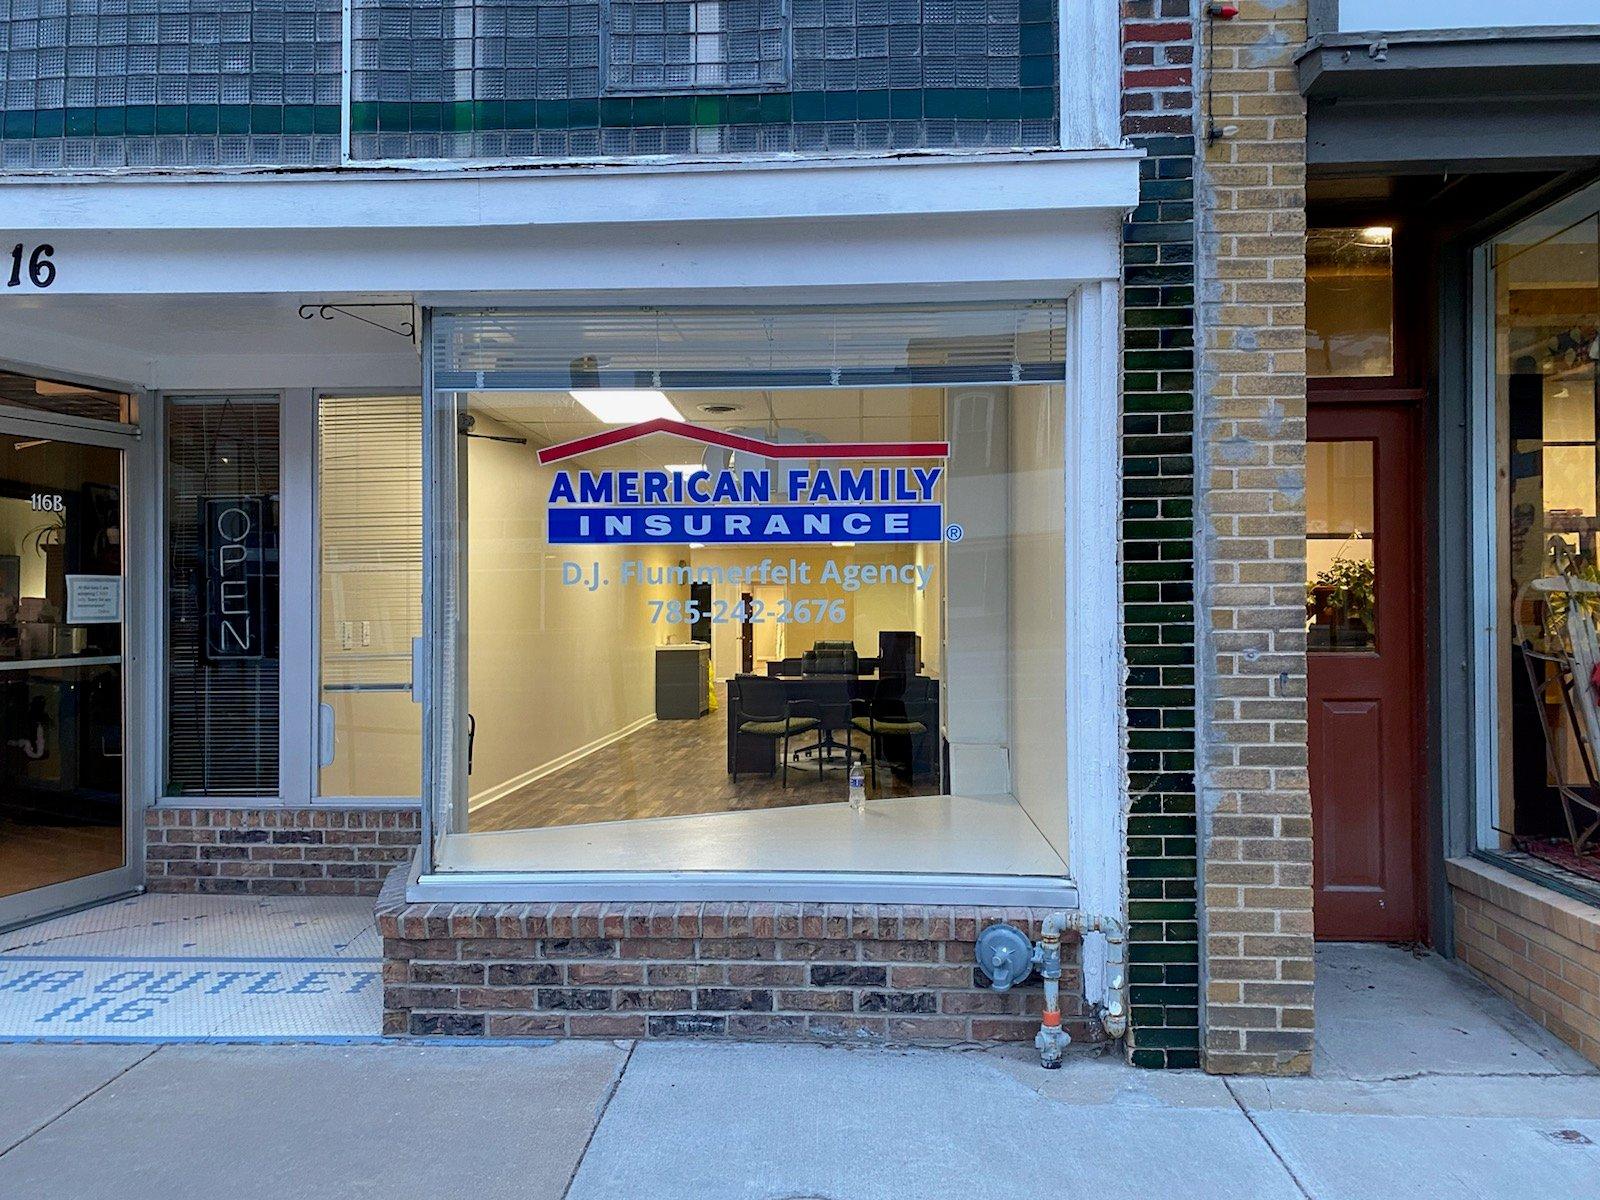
<box><xmin>1308</xmin><ymin>405</ymin><xmax>1422</xmax><ymax>941</ymax></box>
<box><xmin>0</xmin><ymin>430</ymin><xmax>131</xmax><ymax>924</ymax></box>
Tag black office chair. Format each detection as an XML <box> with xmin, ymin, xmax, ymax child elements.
<box><xmin>802</xmin><ymin>641</ymin><xmax>859</xmax><ymax>676</ymax></box>
<box><xmin>850</xmin><ymin>676</ymin><xmax>935</xmax><ymax>788</ymax></box>
<box><xmin>731</xmin><ymin>676</ymin><xmax>824</xmax><ymax>788</ymax></box>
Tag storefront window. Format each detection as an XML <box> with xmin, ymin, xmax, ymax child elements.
<box><xmin>165</xmin><ymin>396</ymin><xmax>281</xmax><ymax>796</ymax></box>
<box><xmin>1487</xmin><ymin>182</ymin><xmax>1600</xmax><ymax>889</ymax></box>
<box><xmin>317</xmin><ymin>395</ymin><xmax>423</xmax><ymax>800</ymax></box>
<box><xmin>1308</xmin><ymin>227</ymin><xmax>1395</xmax><ymax>379</ymax></box>
<box><xmin>424</xmin><ymin>304</ymin><xmax>1070</xmax><ymax>878</ymax></box>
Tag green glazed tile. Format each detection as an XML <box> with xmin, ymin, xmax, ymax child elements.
<box><xmin>378</xmin><ymin>101</ymin><xmax>409</xmax><ymax>131</ymax></box>
<box><xmin>856</xmin><ymin>90</ymin><xmax>889</xmax><ymax>119</ymax></box>
<box><xmin>409</xmin><ymin>103</ymin><xmax>442</xmax><ymax>132</ymax></box>
<box><xmin>792</xmin><ymin>91</ymin><xmax>826</xmax><ymax>122</ymax></box>
<box><xmin>249</xmin><ymin>104</ymin><xmax>283</xmax><ymax>134</ymax></box>
<box><xmin>536</xmin><ymin>100</ymin><xmax>570</xmax><ymax>129</ymax></box>
<box><xmin>186</xmin><ymin>105</ymin><xmax>218</xmax><ymax>135</ymax></box>
<box><xmin>348</xmin><ymin>102</ymin><xmax>378</xmax><ymax>133</ymax></box>
<box><xmin>124</xmin><ymin>106</ymin><xmax>154</xmax><ymax>136</ymax></box>
<box><xmin>4</xmin><ymin>109</ymin><xmax>35</xmax><ymax>139</ymax></box>
<box><xmin>64</xmin><ymin>107</ymin><xmax>94</xmax><ymax>137</ymax></box>
<box><xmin>282</xmin><ymin>105</ymin><xmax>314</xmax><ymax>135</ymax></box>
<box><xmin>155</xmin><ymin>105</ymin><xmax>187</xmax><ymax>135</ymax></box>
<box><xmin>504</xmin><ymin>100</ymin><xmax>537</xmax><ymax>130</ymax></box>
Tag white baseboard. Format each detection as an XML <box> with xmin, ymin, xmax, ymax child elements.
<box><xmin>468</xmin><ymin>713</ymin><xmax>658</xmax><ymax>811</ymax></box>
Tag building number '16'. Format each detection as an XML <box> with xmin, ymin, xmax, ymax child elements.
<box><xmin>6</xmin><ymin>243</ymin><xmax>56</xmax><ymax>289</ymax></box>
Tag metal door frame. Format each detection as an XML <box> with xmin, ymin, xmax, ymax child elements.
<box><xmin>0</xmin><ymin>398</ymin><xmax>151</xmax><ymax>932</ymax></box>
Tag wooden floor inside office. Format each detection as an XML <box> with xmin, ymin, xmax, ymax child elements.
<box><xmin>472</xmin><ymin>688</ymin><xmax>938</xmax><ymax>832</ymax></box>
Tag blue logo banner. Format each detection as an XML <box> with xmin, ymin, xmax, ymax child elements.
<box><xmin>548</xmin><ymin>504</ymin><xmax>944</xmax><ymax>546</ymax></box>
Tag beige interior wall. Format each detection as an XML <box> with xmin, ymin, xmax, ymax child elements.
<box><xmin>0</xmin><ymin>497</ymin><xmax>52</xmax><ymax>600</ymax></box>
<box><xmin>943</xmin><ymin>386</ymin><xmax>1011</xmax><ymax>795</ymax></box>
<box><xmin>1007</xmin><ymin>384</ymin><xmax>1068</xmax><ymax>861</ymax></box>
<box><xmin>465</xmin><ymin>417</ymin><xmax>675</xmax><ymax>807</ymax></box>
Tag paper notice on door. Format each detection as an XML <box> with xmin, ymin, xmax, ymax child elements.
<box><xmin>66</xmin><ymin>574</ymin><xmax>123</xmax><ymax>624</ymax></box>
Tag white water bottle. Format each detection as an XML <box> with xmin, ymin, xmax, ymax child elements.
<box><xmin>848</xmin><ymin>762</ymin><xmax>866</xmax><ymax>809</ymax></box>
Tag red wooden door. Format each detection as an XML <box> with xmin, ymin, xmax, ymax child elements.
<box><xmin>1307</xmin><ymin>404</ymin><xmax>1423</xmax><ymax>941</ymax></box>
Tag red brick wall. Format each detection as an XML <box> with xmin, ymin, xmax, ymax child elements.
<box><xmin>147</xmin><ymin>807</ymin><xmax>420</xmax><ymax>896</ymax></box>
<box><xmin>378</xmin><ymin>871</ymin><xmax>1096</xmax><ymax>1044</ymax></box>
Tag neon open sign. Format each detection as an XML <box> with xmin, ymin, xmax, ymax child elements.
<box><xmin>202</xmin><ymin>496</ymin><xmax>266</xmax><ymax>662</ymax></box>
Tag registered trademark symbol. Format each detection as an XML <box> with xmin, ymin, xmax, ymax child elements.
<box><xmin>945</xmin><ymin>524</ymin><xmax>964</xmax><ymax>542</ymax></box>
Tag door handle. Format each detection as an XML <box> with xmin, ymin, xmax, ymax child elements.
<box><xmin>467</xmin><ymin>712</ymin><xmax>475</xmax><ymax>776</ymax></box>
<box><xmin>318</xmin><ymin>702</ymin><xmax>336</xmax><ymax>768</ymax></box>
<box><xmin>410</xmin><ymin>636</ymin><xmax>427</xmax><ymax>707</ymax></box>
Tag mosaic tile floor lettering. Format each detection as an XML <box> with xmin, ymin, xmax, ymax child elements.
<box><xmin>0</xmin><ymin>895</ymin><xmax>382</xmax><ymax>1042</ymax></box>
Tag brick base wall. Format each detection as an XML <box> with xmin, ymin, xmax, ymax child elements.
<box><xmin>1450</xmin><ymin>858</ymin><xmax>1600</xmax><ymax>1066</ymax></box>
<box><xmin>377</xmin><ymin>870</ymin><xmax>1099</xmax><ymax>1044</ymax></box>
<box><xmin>146</xmin><ymin>807</ymin><xmax>421</xmax><ymax>896</ymax></box>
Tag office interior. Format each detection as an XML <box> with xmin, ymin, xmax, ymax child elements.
<box><xmin>435</xmin><ymin>379</ymin><xmax>1074</xmax><ymax>878</ymax></box>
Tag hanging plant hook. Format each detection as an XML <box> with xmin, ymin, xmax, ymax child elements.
<box><xmin>298</xmin><ymin>303</ymin><xmax>417</xmax><ymax>343</ymax></box>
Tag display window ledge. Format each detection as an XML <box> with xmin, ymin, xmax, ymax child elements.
<box><xmin>411</xmin><ymin>793</ymin><xmax>1076</xmax><ymax>908</ymax></box>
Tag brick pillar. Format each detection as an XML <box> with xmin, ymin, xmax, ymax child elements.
<box><xmin>1120</xmin><ymin>0</ymin><xmax>1202</xmax><ymax>1070</ymax></box>
<box><xmin>1194</xmin><ymin>0</ymin><xmax>1314</xmax><ymax>1074</ymax></box>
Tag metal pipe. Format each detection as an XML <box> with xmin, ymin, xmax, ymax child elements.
<box><xmin>974</xmin><ymin>910</ymin><xmax>1129</xmax><ymax>1067</ymax></box>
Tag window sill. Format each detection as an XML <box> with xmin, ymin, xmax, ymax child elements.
<box><xmin>415</xmin><ymin>793</ymin><xmax>1075</xmax><ymax>907</ymax></box>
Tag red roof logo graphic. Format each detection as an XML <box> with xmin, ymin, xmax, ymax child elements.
<box><xmin>536</xmin><ymin>418</ymin><xmax>949</xmax><ymax>467</ymax></box>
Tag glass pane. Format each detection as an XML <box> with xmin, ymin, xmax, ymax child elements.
<box><xmin>318</xmin><ymin>395</ymin><xmax>423</xmax><ymax>799</ymax></box>
<box><xmin>1306</xmin><ymin>440</ymin><xmax>1376</xmax><ymax>652</ymax></box>
<box><xmin>1307</xmin><ymin>227</ymin><xmax>1395</xmax><ymax>378</ymax></box>
<box><xmin>348</xmin><ymin>0</ymin><xmax>1059</xmax><ymax>161</ymax></box>
<box><xmin>0</xmin><ymin>433</ymin><xmax>124</xmax><ymax>898</ymax></box>
<box><xmin>427</xmin><ymin>304</ymin><xmax>1071</xmax><ymax>877</ymax></box>
<box><xmin>0</xmin><ymin>370</ymin><xmax>132</xmax><ymax>425</ymax></box>
<box><xmin>165</xmin><ymin>397</ymin><xmax>281</xmax><ymax>796</ymax></box>
<box><xmin>0</xmin><ymin>0</ymin><xmax>343</xmax><ymax>170</ymax></box>
<box><xmin>1492</xmin><ymin>183</ymin><xmax>1600</xmax><ymax>868</ymax></box>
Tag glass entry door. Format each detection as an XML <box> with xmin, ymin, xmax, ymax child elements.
<box><xmin>0</xmin><ymin>424</ymin><xmax>133</xmax><ymax>927</ymax></box>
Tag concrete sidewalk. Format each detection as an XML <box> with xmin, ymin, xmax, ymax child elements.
<box><xmin>0</xmin><ymin>945</ymin><xmax>1595</xmax><ymax>1200</ymax></box>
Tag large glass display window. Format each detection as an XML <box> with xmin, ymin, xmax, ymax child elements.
<box><xmin>423</xmin><ymin>304</ymin><xmax>1072</xmax><ymax>880</ymax></box>
<box><xmin>1481</xmin><ymin>180</ymin><xmax>1600</xmax><ymax>896</ymax></box>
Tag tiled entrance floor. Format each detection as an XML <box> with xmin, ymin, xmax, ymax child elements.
<box><xmin>0</xmin><ymin>894</ymin><xmax>381</xmax><ymax>1042</ymax></box>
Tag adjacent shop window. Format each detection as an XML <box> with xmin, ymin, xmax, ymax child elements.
<box><xmin>165</xmin><ymin>397</ymin><xmax>281</xmax><ymax>796</ymax></box>
<box><xmin>1487</xmin><ymin>182</ymin><xmax>1600</xmax><ymax>890</ymax></box>
<box><xmin>1308</xmin><ymin>227</ymin><xmax>1395</xmax><ymax>379</ymax></box>
<box><xmin>426</xmin><ymin>304</ymin><xmax>1070</xmax><ymax>876</ymax></box>
<box><xmin>1306</xmin><ymin>440</ymin><xmax>1376</xmax><ymax>652</ymax></box>
<box><xmin>318</xmin><ymin>395</ymin><xmax>423</xmax><ymax>799</ymax></box>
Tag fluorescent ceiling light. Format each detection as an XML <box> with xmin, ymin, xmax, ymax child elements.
<box><xmin>666</xmin><ymin>463</ymin><xmax>702</xmax><ymax>475</ymax></box>
<box><xmin>1360</xmin><ymin>226</ymin><xmax>1393</xmax><ymax>246</ymax></box>
<box><xmin>831</xmin><ymin>542</ymin><xmax>856</xmax><ymax>548</ymax></box>
<box><xmin>689</xmin><ymin>542</ymin><xmax>706</xmax><ymax>549</ymax></box>
<box><xmin>569</xmin><ymin>389</ymin><xmax>681</xmax><ymax>424</ymax></box>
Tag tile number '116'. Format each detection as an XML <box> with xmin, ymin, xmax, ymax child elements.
<box><xmin>6</xmin><ymin>243</ymin><xmax>56</xmax><ymax>288</ymax></box>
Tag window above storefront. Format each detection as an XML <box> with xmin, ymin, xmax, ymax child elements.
<box><xmin>0</xmin><ymin>0</ymin><xmax>1122</xmax><ymax>171</ymax></box>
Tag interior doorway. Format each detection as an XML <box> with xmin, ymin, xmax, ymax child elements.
<box><xmin>0</xmin><ymin>407</ymin><xmax>140</xmax><ymax>929</ymax></box>
<box><xmin>1307</xmin><ymin>402</ymin><xmax>1425</xmax><ymax>941</ymax></box>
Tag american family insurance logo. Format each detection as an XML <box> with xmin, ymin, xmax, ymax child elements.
<box><xmin>539</xmin><ymin>419</ymin><xmax>951</xmax><ymax>546</ymax></box>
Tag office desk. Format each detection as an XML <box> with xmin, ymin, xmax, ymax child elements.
<box><xmin>724</xmin><ymin>674</ymin><xmax>940</xmax><ymax>778</ymax></box>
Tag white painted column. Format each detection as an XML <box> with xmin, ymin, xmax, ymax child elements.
<box><xmin>1065</xmin><ymin>280</ymin><xmax>1127</xmax><ymax>1007</ymax></box>
<box><xmin>278</xmin><ymin>388</ymin><xmax>318</xmax><ymax>806</ymax></box>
